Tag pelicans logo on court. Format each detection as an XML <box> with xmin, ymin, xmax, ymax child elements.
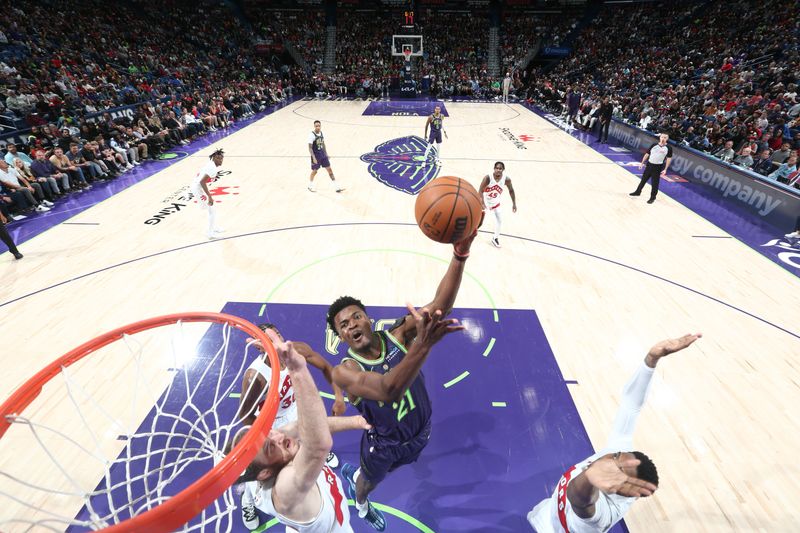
<box><xmin>360</xmin><ymin>135</ymin><xmax>439</xmax><ymax>195</ymax></box>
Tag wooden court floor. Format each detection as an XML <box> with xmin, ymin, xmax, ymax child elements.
<box><xmin>1</xmin><ymin>100</ymin><xmax>799</xmax><ymax>532</ymax></box>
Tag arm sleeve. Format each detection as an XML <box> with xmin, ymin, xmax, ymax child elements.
<box><xmin>648</xmin><ymin>143</ymin><xmax>657</xmax><ymax>154</ymax></box>
<box><xmin>604</xmin><ymin>362</ymin><xmax>655</xmax><ymax>451</ymax></box>
<box><xmin>666</xmin><ymin>146</ymin><xmax>673</xmax><ymax>158</ymax></box>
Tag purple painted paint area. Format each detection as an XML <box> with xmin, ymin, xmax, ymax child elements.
<box><xmin>0</xmin><ymin>99</ymin><xmax>297</xmax><ymax>252</ymax></box>
<box><xmin>363</xmin><ymin>100</ymin><xmax>449</xmax><ymax>117</ymax></box>
<box><xmin>522</xmin><ymin>103</ymin><xmax>800</xmax><ymax>278</ymax></box>
<box><xmin>72</xmin><ymin>302</ymin><xmax>628</xmax><ymax>532</ymax></box>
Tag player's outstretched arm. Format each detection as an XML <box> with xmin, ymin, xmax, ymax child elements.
<box><xmin>568</xmin><ymin>455</ymin><xmax>658</xmax><ymax>519</ymax></box>
<box><xmin>606</xmin><ymin>333</ymin><xmax>701</xmax><ymax>451</ymax></box>
<box><xmin>236</xmin><ymin>369</ymin><xmax>267</xmax><ymax>426</ymax></box>
<box><xmin>333</xmin><ymin>303</ymin><xmax>464</xmax><ymax>403</ymax></box>
<box><xmin>393</xmin><ymin>229</ymin><xmax>478</xmax><ymax>345</ymax></box>
<box><xmin>279</xmin><ymin>415</ymin><xmax>372</xmax><ymax>439</ymax></box>
<box><xmin>271</xmin><ymin>338</ymin><xmax>332</xmax><ymax>516</ymax></box>
<box><xmin>294</xmin><ymin>341</ymin><xmax>347</xmax><ymax>416</ymax></box>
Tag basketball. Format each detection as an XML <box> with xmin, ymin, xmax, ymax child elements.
<box><xmin>415</xmin><ymin>176</ymin><xmax>482</xmax><ymax>243</ymax></box>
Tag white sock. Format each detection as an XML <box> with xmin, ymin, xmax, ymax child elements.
<box><xmin>423</xmin><ymin>142</ymin><xmax>432</xmax><ymax>162</ymax></box>
<box><xmin>353</xmin><ymin>469</ymin><xmax>369</xmax><ymax>517</ymax></box>
<box><xmin>355</xmin><ymin>498</ymin><xmax>369</xmax><ymax>518</ymax></box>
<box><xmin>435</xmin><ymin>143</ymin><xmax>441</xmax><ymax>159</ymax></box>
<box><xmin>208</xmin><ymin>205</ymin><xmax>218</xmax><ymax>232</ymax></box>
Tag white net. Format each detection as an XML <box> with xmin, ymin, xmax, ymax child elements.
<box><xmin>0</xmin><ymin>318</ymin><xmax>274</xmax><ymax>532</ymax></box>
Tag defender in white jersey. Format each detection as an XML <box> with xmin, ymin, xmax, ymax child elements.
<box><xmin>231</xmin><ymin>331</ymin><xmax>366</xmax><ymax>533</ymax></box>
<box><xmin>191</xmin><ymin>148</ymin><xmax>224</xmax><ymax>239</ymax></box>
<box><xmin>527</xmin><ymin>333</ymin><xmax>701</xmax><ymax>533</ymax></box>
<box><xmin>237</xmin><ymin>323</ymin><xmax>347</xmax><ymax>529</ymax></box>
<box><xmin>478</xmin><ymin>161</ymin><xmax>517</xmax><ymax>248</ymax></box>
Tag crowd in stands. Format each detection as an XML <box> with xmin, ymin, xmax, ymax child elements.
<box><xmin>501</xmin><ymin>13</ymin><xmax>578</xmax><ymax>73</ymax></box>
<box><xmin>0</xmin><ymin>0</ymin><xmax>298</xmax><ymax>220</ymax></box>
<box><xmin>527</xmin><ymin>0</ymin><xmax>800</xmax><ymax>188</ymax></box>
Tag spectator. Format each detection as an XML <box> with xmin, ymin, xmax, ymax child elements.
<box><xmin>50</xmin><ymin>147</ymin><xmax>90</xmax><ymax>189</ymax></box>
<box><xmin>752</xmin><ymin>149</ymin><xmax>775</xmax><ymax>175</ymax></box>
<box><xmin>771</xmin><ymin>142</ymin><xmax>792</xmax><ymax>165</ymax></box>
<box><xmin>733</xmin><ymin>147</ymin><xmax>754</xmax><ymax>169</ymax></box>
<box><xmin>14</xmin><ymin>158</ymin><xmax>61</xmax><ymax>198</ymax></box>
<box><xmin>713</xmin><ymin>140</ymin><xmax>736</xmax><ymax>163</ymax></box>
<box><xmin>768</xmin><ymin>155</ymin><xmax>798</xmax><ymax>183</ymax></box>
<box><xmin>3</xmin><ymin>143</ymin><xmax>33</xmax><ymax>166</ymax></box>
<box><xmin>0</xmin><ymin>159</ymin><xmax>51</xmax><ymax>212</ymax></box>
<box><xmin>30</xmin><ymin>150</ymin><xmax>71</xmax><ymax>193</ymax></box>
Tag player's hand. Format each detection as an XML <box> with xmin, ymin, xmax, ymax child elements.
<box><xmin>406</xmin><ymin>302</ymin><xmax>464</xmax><ymax>349</ymax></box>
<box><xmin>639</xmin><ymin>162</ymin><xmax>645</xmax><ymax>167</ymax></box>
<box><xmin>264</xmin><ymin>328</ymin><xmax>306</xmax><ymax>371</ymax></box>
<box><xmin>207</xmin><ymin>196</ymin><xmax>214</xmax><ymax>206</ymax></box>
<box><xmin>661</xmin><ymin>170</ymin><xmax>667</xmax><ymax>176</ymax></box>
<box><xmin>0</xmin><ymin>211</ymin><xmax>7</xmax><ymax>224</ymax></box>
<box><xmin>645</xmin><ymin>333</ymin><xmax>701</xmax><ymax>367</ymax></box>
<box><xmin>353</xmin><ymin>415</ymin><xmax>372</xmax><ymax>431</ymax></box>
<box><xmin>331</xmin><ymin>397</ymin><xmax>347</xmax><ymax>417</ymax></box>
<box><xmin>584</xmin><ymin>456</ymin><xmax>657</xmax><ymax>497</ymax></box>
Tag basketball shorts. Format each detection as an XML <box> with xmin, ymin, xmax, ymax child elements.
<box><xmin>311</xmin><ymin>154</ymin><xmax>330</xmax><ymax>170</ymax></box>
<box><xmin>359</xmin><ymin>420</ymin><xmax>431</xmax><ymax>484</ymax></box>
<box><xmin>428</xmin><ymin>131</ymin><xmax>442</xmax><ymax>144</ymax></box>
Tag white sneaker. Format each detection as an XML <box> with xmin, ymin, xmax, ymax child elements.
<box><xmin>786</xmin><ymin>231</ymin><xmax>800</xmax><ymax>238</ymax></box>
<box><xmin>308</xmin><ymin>185</ymin><xmax>316</xmax><ymax>192</ymax></box>
<box><xmin>11</xmin><ymin>214</ymin><xmax>26</xmax><ymax>221</ymax></box>
<box><xmin>43</xmin><ymin>200</ymin><xmax>54</xmax><ymax>207</ymax></box>
<box><xmin>335</xmin><ymin>186</ymin><xmax>345</xmax><ymax>193</ymax></box>
<box><xmin>326</xmin><ymin>451</ymin><xmax>340</xmax><ymax>468</ymax></box>
<box><xmin>35</xmin><ymin>205</ymin><xmax>51</xmax><ymax>212</ymax></box>
<box><xmin>491</xmin><ymin>237</ymin><xmax>501</xmax><ymax>248</ymax></box>
<box><xmin>241</xmin><ymin>490</ymin><xmax>259</xmax><ymax>529</ymax></box>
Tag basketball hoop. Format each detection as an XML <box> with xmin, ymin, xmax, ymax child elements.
<box><xmin>0</xmin><ymin>312</ymin><xmax>280</xmax><ymax>532</ymax></box>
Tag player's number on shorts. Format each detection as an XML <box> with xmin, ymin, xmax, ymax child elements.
<box><xmin>393</xmin><ymin>390</ymin><xmax>416</xmax><ymax>422</ymax></box>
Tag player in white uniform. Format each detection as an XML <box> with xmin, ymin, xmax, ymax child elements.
<box><xmin>237</xmin><ymin>323</ymin><xmax>347</xmax><ymax>530</ymax></box>
<box><xmin>502</xmin><ymin>72</ymin><xmax>512</xmax><ymax>103</ymax></box>
<box><xmin>190</xmin><ymin>148</ymin><xmax>224</xmax><ymax>239</ymax></box>
<box><xmin>479</xmin><ymin>161</ymin><xmax>517</xmax><ymax>248</ymax></box>
<box><xmin>527</xmin><ymin>333</ymin><xmax>702</xmax><ymax>533</ymax></box>
<box><xmin>231</xmin><ymin>330</ymin><xmax>366</xmax><ymax>533</ymax></box>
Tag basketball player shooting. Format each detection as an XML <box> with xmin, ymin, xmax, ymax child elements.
<box><xmin>479</xmin><ymin>161</ymin><xmax>517</xmax><ymax>248</ymax></box>
<box><xmin>190</xmin><ymin>148</ymin><xmax>224</xmax><ymax>239</ymax></box>
<box><xmin>325</xmin><ymin>230</ymin><xmax>477</xmax><ymax>531</ymax></box>
<box><xmin>527</xmin><ymin>332</ymin><xmax>702</xmax><ymax>532</ymax></box>
<box><xmin>422</xmin><ymin>105</ymin><xmax>447</xmax><ymax>167</ymax></box>
<box><xmin>230</xmin><ymin>330</ymin><xmax>368</xmax><ymax>533</ymax></box>
<box><xmin>236</xmin><ymin>324</ymin><xmax>349</xmax><ymax>529</ymax></box>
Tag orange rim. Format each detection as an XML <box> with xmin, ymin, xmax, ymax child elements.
<box><xmin>0</xmin><ymin>312</ymin><xmax>280</xmax><ymax>532</ymax></box>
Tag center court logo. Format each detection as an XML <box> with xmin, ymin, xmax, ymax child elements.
<box><xmin>360</xmin><ymin>135</ymin><xmax>439</xmax><ymax>195</ymax></box>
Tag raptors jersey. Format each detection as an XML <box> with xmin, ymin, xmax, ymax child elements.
<box><xmin>247</xmin><ymin>356</ymin><xmax>297</xmax><ymax>427</ymax></box>
<box><xmin>483</xmin><ymin>174</ymin><xmax>508</xmax><ymax>210</ymax></box>
<box><xmin>252</xmin><ymin>465</ymin><xmax>353</xmax><ymax>533</ymax></box>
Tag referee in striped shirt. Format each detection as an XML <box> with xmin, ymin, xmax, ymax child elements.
<box><xmin>630</xmin><ymin>133</ymin><xmax>672</xmax><ymax>204</ymax></box>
